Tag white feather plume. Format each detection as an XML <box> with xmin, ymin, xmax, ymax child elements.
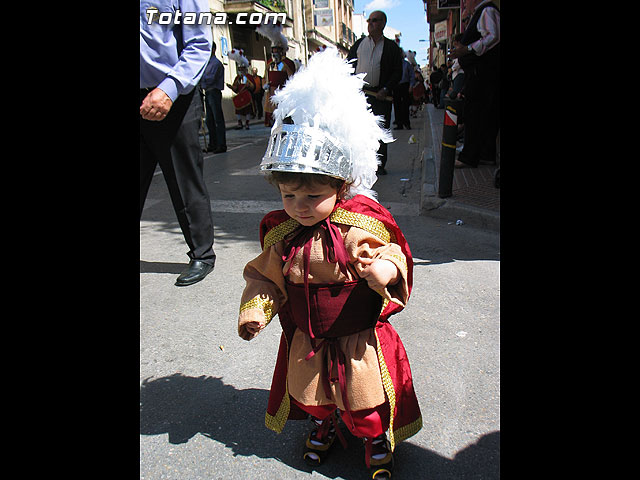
<box><xmin>270</xmin><ymin>47</ymin><xmax>393</xmax><ymax>201</ymax></box>
<box><xmin>228</xmin><ymin>48</ymin><xmax>249</xmax><ymax>67</ymax></box>
<box><xmin>255</xmin><ymin>22</ymin><xmax>288</xmax><ymax>49</ymax></box>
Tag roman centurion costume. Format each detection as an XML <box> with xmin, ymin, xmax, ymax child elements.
<box><xmin>237</xmin><ymin>47</ymin><xmax>421</xmax><ymax>479</ymax></box>
<box><xmin>227</xmin><ymin>49</ymin><xmax>256</xmax><ymax>127</ymax></box>
<box><xmin>255</xmin><ymin>21</ymin><xmax>296</xmax><ymax>127</ymax></box>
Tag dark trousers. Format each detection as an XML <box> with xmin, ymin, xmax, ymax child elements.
<box><xmin>204</xmin><ymin>88</ymin><xmax>226</xmax><ymax>150</ymax></box>
<box><xmin>366</xmin><ymin>94</ymin><xmax>393</xmax><ymax>169</ymax></box>
<box><xmin>254</xmin><ymin>91</ymin><xmax>264</xmax><ymax>118</ymax></box>
<box><xmin>431</xmin><ymin>86</ymin><xmax>441</xmax><ymax>107</ymax></box>
<box><xmin>458</xmin><ymin>66</ymin><xmax>500</xmax><ymax>167</ymax></box>
<box><xmin>140</xmin><ymin>89</ymin><xmax>216</xmax><ymax>264</ymax></box>
<box><xmin>393</xmin><ymin>82</ymin><xmax>411</xmax><ymax>128</ymax></box>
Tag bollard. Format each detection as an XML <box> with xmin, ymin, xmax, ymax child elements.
<box><xmin>438</xmin><ymin>98</ymin><xmax>463</xmax><ymax>198</ymax></box>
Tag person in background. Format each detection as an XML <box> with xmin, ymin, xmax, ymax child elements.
<box><xmin>251</xmin><ymin>67</ymin><xmax>264</xmax><ymax>120</ymax></box>
<box><xmin>450</xmin><ymin>0</ymin><xmax>500</xmax><ymax>168</ymax></box>
<box><xmin>393</xmin><ymin>50</ymin><xmax>413</xmax><ymax>130</ymax></box>
<box><xmin>200</xmin><ymin>41</ymin><xmax>227</xmax><ymax>154</ymax></box>
<box><xmin>256</xmin><ymin>22</ymin><xmax>297</xmax><ymax>128</ymax></box>
<box><xmin>448</xmin><ymin>34</ymin><xmax>465</xmax><ymax>100</ymax></box>
<box><xmin>227</xmin><ymin>49</ymin><xmax>256</xmax><ymax>130</ymax></box>
<box><xmin>140</xmin><ymin>0</ymin><xmax>216</xmax><ymax>287</ymax></box>
<box><xmin>437</xmin><ymin>63</ymin><xmax>450</xmax><ymax>109</ymax></box>
<box><xmin>429</xmin><ymin>66</ymin><xmax>442</xmax><ymax>108</ymax></box>
<box><xmin>347</xmin><ymin>10</ymin><xmax>403</xmax><ymax>176</ymax></box>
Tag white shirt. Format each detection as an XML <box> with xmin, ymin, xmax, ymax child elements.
<box><xmin>451</xmin><ymin>58</ymin><xmax>463</xmax><ymax>79</ymax></box>
<box><xmin>468</xmin><ymin>0</ymin><xmax>500</xmax><ymax>56</ymax></box>
<box><xmin>354</xmin><ymin>36</ymin><xmax>385</xmax><ymax>88</ymax></box>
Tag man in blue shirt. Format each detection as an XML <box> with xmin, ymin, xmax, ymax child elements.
<box><xmin>200</xmin><ymin>41</ymin><xmax>227</xmax><ymax>154</ymax></box>
<box><xmin>140</xmin><ymin>0</ymin><xmax>216</xmax><ymax>286</ymax></box>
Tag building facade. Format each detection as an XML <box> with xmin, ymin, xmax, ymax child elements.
<box><xmin>423</xmin><ymin>0</ymin><xmax>500</xmax><ymax>72</ymax></box>
<box><xmin>204</xmin><ymin>0</ymin><xmax>356</xmax><ymax>119</ymax></box>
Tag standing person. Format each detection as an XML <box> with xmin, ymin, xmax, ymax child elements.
<box><xmin>227</xmin><ymin>49</ymin><xmax>256</xmax><ymax>130</ymax></box>
<box><xmin>347</xmin><ymin>10</ymin><xmax>403</xmax><ymax>176</ymax></box>
<box><xmin>448</xmin><ymin>34</ymin><xmax>465</xmax><ymax>100</ymax></box>
<box><xmin>429</xmin><ymin>66</ymin><xmax>442</xmax><ymax>108</ymax></box>
<box><xmin>140</xmin><ymin>0</ymin><xmax>216</xmax><ymax>287</ymax></box>
<box><xmin>392</xmin><ymin>50</ymin><xmax>413</xmax><ymax>130</ymax></box>
<box><xmin>251</xmin><ymin>67</ymin><xmax>264</xmax><ymax>120</ymax></box>
<box><xmin>437</xmin><ymin>64</ymin><xmax>450</xmax><ymax>109</ymax></box>
<box><xmin>237</xmin><ymin>48</ymin><xmax>421</xmax><ymax>480</ymax></box>
<box><xmin>200</xmin><ymin>41</ymin><xmax>227</xmax><ymax>154</ymax></box>
<box><xmin>257</xmin><ymin>22</ymin><xmax>296</xmax><ymax>128</ymax></box>
<box><xmin>410</xmin><ymin>68</ymin><xmax>426</xmax><ymax>118</ymax></box>
<box><xmin>450</xmin><ymin>0</ymin><xmax>500</xmax><ymax>168</ymax></box>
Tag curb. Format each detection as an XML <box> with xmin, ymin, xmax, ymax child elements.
<box><xmin>419</xmin><ymin>106</ymin><xmax>500</xmax><ymax>232</ymax></box>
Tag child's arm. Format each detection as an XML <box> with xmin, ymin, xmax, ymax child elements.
<box><xmin>345</xmin><ymin>227</ymin><xmax>410</xmax><ymax>307</ymax></box>
<box><xmin>357</xmin><ymin>256</ymin><xmax>400</xmax><ymax>292</ymax></box>
<box><xmin>238</xmin><ymin>245</ymin><xmax>287</xmax><ymax>341</ymax></box>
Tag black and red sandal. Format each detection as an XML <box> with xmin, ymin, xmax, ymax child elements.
<box><xmin>303</xmin><ymin>412</ymin><xmax>347</xmax><ymax>466</ymax></box>
<box><xmin>365</xmin><ymin>433</ymin><xmax>394</xmax><ymax>479</ymax></box>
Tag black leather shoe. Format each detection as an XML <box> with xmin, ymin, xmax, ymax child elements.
<box><xmin>213</xmin><ymin>146</ymin><xmax>227</xmax><ymax>154</ymax></box>
<box><xmin>175</xmin><ymin>260</ymin><xmax>214</xmax><ymax>286</ymax></box>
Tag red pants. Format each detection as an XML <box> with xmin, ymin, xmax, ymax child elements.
<box><xmin>291</xmin><ymin>397</ymin><xmax>390</xmax><ymax>439</ymax></box>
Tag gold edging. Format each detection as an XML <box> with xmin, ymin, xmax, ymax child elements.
<box><xmin>393</xmin><ymin>415</ymin><xmax>423</xmax><ymax>444</ymax></box>
<box><xmin>264</xmin><ymin>334</ymin><xmax>291</xmax><ymax>434</ymax></box>
<box><xmin>330</xmin><ymin>208</ymin><xmax>396</xmax><ymax>243</ymax></box>
<box><xmin>375</xmin><ymin>329</ymin><xmax>397</xmax><ymax>451</ymax></box>
<box><xmin>240</xmin><ymin>295</ymin><xmax>275</xmax><ymax>326</ymax></box>
<box><xmin>263</xmin><ymin>208</ymin><xmax>396</xmax><ymax>250</ymax></box>
<box><xmin>265</xmin><ymin>383</ymin><xmax>290</xmax><ymax>434</ymax></box>
<box><xmin>263</xmin><ymin>217</ymin><xmax>300</xmax><ymax>250</ymax></box>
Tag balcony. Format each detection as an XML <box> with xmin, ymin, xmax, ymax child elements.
<box><xmin>224</xmin><ymin>0</ymin><xmax>286</xmax><ymax>14</ymax></box>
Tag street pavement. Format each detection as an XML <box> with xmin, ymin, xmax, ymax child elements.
<box><xmin>140</xmin><ymin>107</ymin><xmax>500</xmax><ymax>479</ymax></box>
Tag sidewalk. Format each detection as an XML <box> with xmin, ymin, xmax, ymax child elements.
<box><xmin>420</xmin><ymin>103</ymin><xmax>500</xmax><ymax>231</ymax></box>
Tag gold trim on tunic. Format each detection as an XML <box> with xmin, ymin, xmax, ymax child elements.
<box><xmin>262</xmin><ymin>218</ymin><xmax>300</xmax><ymax>250</ymax></box>
<box><xmin>261</xmin><ymin>207</ymin><xmax>397</xmax><ymax>251</ymax></box>
<box><xmin>240</xmin><ymin>295</ymin><xmax>275</xmax><ymax>326</ymax></box>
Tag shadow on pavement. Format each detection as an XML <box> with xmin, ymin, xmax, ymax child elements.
<box><xmin>139</xmin><ymin>260</ymin><xmax>186</xmax><ymax>274</ymax></box>
<box><xmin>140</xmin><ymin>374</ymin><xmax>499</xmax><ymax>479</ymax></box>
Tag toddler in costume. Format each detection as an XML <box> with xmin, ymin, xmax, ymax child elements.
<box><xmin>237</xmin><ymin>47</ymin><xmax>422</xmax><ymax>480</ymax></box>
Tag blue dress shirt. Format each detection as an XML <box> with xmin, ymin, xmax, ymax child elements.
<box><xmin>140</xmin><ymin>0</ymin><xmax>213</xmax><ymax>102</ymax></box>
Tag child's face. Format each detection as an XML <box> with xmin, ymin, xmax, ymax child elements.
<box><xmin>279</xmin><ymin>181</ymin><xmax>339</xmax><ymax>226</ymax></box>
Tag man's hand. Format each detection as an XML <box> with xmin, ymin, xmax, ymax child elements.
<box><xmin>450</xmin><ymin>45</ymin><xmax>471</xmax><ymax>60</ymax></box>
<box><xmin>375</xmin><ymin>87</ymin><xmax>388</xmax><ymax>100</ymax></box>
<box><xmin>140</xmin><ymin>88</ymin><xmax>173</xmax><ymax>121</ymax></box>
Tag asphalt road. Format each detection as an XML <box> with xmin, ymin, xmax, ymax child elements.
<box><xmin>140</xmin><ymin>109</ymin><xmax>500</xmax><ymax>479</ymax></box>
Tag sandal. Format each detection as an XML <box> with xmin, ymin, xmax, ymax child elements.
<box><xmin>303</xmin><ymin>412</ymin><xmax>346</xmax><ymax>465</ymax></box>
<box><xmin>365</xmin><ymin>434</ymin><xmax>394</xmax><ymax>479</ymax></box>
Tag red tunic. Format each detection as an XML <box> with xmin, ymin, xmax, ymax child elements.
<box><xmin>244</xmin><ymin>195</ymin><xmax>422</xmax><ymax>450</ymax></box>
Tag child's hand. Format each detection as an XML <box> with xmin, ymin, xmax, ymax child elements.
<box><xmin>239</xmin><ymin>320</ymin><xmax>264</xmax><ymax>341</ymax></box>
<box><xmin>357</xmin><ymin>257</ymin><xmax>399</xmax><ymax>293</ymax></box>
